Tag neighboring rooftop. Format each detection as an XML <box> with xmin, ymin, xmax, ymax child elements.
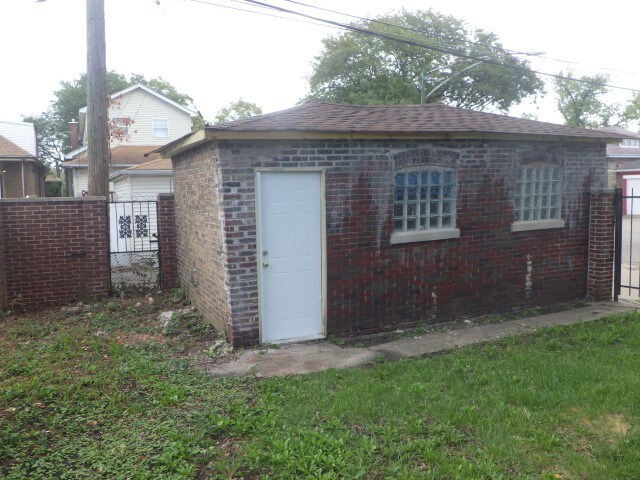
<box><xmin>64</xmin><ymin>145</ymin><xmax>161</xmax><ymax>167</ymax></box>
<box><xmin>0</xmin><ymin>134</ymin><xmax>35</xmax><ymax>159</ymax></box>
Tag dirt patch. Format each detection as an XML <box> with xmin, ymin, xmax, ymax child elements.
<box><xmin>605</xmin><ymin>413</ymin><xmax>630</xmax><ymax>437</ymax></box>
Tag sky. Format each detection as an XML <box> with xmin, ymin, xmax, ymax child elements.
<box><xmin>1</xmin><ymin>0</ymin><xmax>639</xmax><ymax>128</ymax></box>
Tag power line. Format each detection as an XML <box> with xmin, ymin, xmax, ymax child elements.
<box><xmin>184</xmin><ymin>0</ymin><xmax>640</xmax><ymax>94</ymax></box>
<box><xmin>280</xmin><ymin>0</ymin><xmax>640</xmax><ymax>80</ymax></box>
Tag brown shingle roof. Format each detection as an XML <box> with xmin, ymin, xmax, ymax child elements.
<box><xmin>207</xmin><ymin>102</ymin><xmax>624</xmax><ymax>140</ymax></box>
<box><xmin>64</xmin><ymin>145</ymin><xmax>161</xmax><ymax>167</ymax></box>
<box><xmin>0</xmin><ymin>134</ymin><xmax>35</xmax><ymax>158</ymax></box>
<box><xmin>126</xmin><ymin>157</ymin><xmax>172</xmax><ymax>171</ymax></box>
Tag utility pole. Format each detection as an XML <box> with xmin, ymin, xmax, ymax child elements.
<box><xmin>86</xmin><ymin>0</ymin><xmax>109</xmax><ymax>197</ymax></box>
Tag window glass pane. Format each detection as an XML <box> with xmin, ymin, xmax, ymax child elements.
<box><xmin>524</xmin><ymin>210</ymin><xmax>531</xmax><ymax>220</ymax></box>
<box><xmin>393</xmin><ymin>168</ymin><xmax>456</xmax><ymax>233</ymax></box>
<box><xmin>444</xmin><ymin>171</ymin><xmax>454</xmax><ymax>185</ymax></box>
<box><xmin>514</xmin><ymin>211</ymin><xmax>521</xmax><ymax>221</ymax></box>
<box><xmin>541</xmin><ymin>209</ymin><xmax>548</xmax><ymax>219</ymax></box>
<box><xmin>514</xmin><ymin>165</ymin><xmax>563</xmax><ymax>223</ymax></box>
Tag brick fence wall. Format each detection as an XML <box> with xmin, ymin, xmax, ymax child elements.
<box><xmin>0</xmin><ymin>204</ymin><xmax>6</xmax><ymax>309</ymax></box>
<box><xmin>587</xmin><ymin>188</ymin><xmax>616</xmax><ymax>301</ymax></box>
<box><xmin>157</xmin><ymin>193</ymin><xmax>177</xmax><ymax>291</ymax></box>
<box><xmin>0</xmin><ymin>197</ymin><xmax>110</xmax><ymax>311</ymax></box>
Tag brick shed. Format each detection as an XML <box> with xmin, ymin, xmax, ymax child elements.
<box><xmin>158</xmin><ymin>103</ymin><xmax>620</xmax><ymax>347</ymax></box>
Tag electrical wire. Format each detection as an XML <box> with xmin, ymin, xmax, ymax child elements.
<box><xmin>280</xmin><ymin>0</ymin><xmax>640</xmax><ymax>79</ymax></box>
<box><xmin>183</xmin><ymin>0</ymin><xmax>640</xmax><ymax>94</ymax></box>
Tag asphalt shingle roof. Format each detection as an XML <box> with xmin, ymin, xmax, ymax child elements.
<box><xmin>0</xmin><ymin>135</ymin><xmax>34</xmax><ymax>158</ymax></box>
<box><xmin>64</xmin><ymin>145</ymin><xmax>161</xmax><ymax>167</ymax></box>
<box><xmin>207</xmin><ymin>102</ymin><xmax>624</xmax><ymax>140</ymax></box>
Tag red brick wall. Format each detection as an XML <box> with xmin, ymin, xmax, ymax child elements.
<box><xmin>0</xmin><ymin>197</ymin><xmax>110</xmax><ymax>310</ymax></box>
<box><xmin>157</xmin><ymin>193</ymin><xmax>177</xmax><ymax>291</ymax></box>
<box><xmin>175</xmin><ymin>139</ymin><xmax>609</xmax><ymax>347</ymax></box>
<box><xmin>173</xmin><ymin>144</ymin><xmax>231</xmax><ymax>338</ymax></box>
<box><xmin>0</xmin><ymin>204</ymin><xmax>6</xmax><ymax>310</ymax></box>
<box><xmin>587</xmin><ymin>189</ymin><xmax>615</xmax><ymax>301</ymax></box>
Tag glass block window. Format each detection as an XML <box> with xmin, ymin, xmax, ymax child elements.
<box><xmin>514</xmin><ymin>165</ymin><xmax>562</xmax><ymax>221</ymax></box>
<box><xmin>394</xmin><ymin>168</ymin><xmax>456</xmax><ymax>232</ymax></box>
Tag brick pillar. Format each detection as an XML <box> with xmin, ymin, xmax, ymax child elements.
<box><xmin>82</xmin><ymin>197</ymin><xmax>111</xmax><ymax>297</ymax></box>
<box><xmin>0</xmin><ymin>202</ymin><xmax>6</xmax><ymax>310</ymax></box>
<box><xmin>157</xmin><ymin>193</ymin><xmax>177</xmax><ymax>291</ymax></box>
<box><xmin>587</xmin><ymin>188</ymin><xmax>615</xmax><ymax>301</ymax></box>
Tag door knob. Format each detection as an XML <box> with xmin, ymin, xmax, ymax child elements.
<box><xmin>263</xmin><ymin>261</ymin><xmax>269</xmax><ymax>268</ymax></box>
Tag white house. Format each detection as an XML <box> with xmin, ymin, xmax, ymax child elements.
<box><xmin>63</xmin><ymin>83</ymin><xmax>194</xmax><ymax>197</ymax></box>
<box><xmin>110</xmin><ymin>157</ymin><xmax>173</xmax><ymax>201</ymax></box>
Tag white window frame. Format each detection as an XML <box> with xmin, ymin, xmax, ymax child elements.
<box><xmin>511</xmin><ymin>164</ymin><xmax>565</xmax><ymax>232</ymax></box>
<box><xmin>390</xmin><ymin>167</ymin><xmax>460</xmax><ymax>244</ymax></box>
<box><xmin>152</xmin><ymin>118</ymin><xmax>169</xmax><ymax>138</ymax></box>
<box><xmin>621</xmin><ymin>138</ymin><xmax>640</xmax><ymax>148</ymax></box>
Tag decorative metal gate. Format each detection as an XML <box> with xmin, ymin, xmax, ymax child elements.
<box><xmin>614</xmin><ymin>187</ymin><xmax>640</xmax><ymax>300</ymax></box>
<box><xmin>109</xmin><ymin>201</ymin><xmax>160</xmax><ymax>293</ymax></box>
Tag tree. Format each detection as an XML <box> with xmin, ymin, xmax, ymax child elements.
<box><xmin>304</xmin><ymin>9</ymin><xmax>543</xmax><ymax>111</ymax></box>
<box><xmin>23</xmin><ymin>72</ymin><xmax>197</xmax><ymax>171</ymax></box>
<box><xmin>214</xmin><ymin>99</ymin><xmax>263</xmax><ymax>124</ymax></box>
<box><xmin>554</xmin><ymin>72</ymin><xmax>620</xmax><ymax>128</ymax></box>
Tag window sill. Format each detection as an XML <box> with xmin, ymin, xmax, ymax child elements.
<box><xmin>510</xmin><ymin>219</ymin><xmax>565</xmax><ymax>232</ymax></box>
<box><xmin>390</xmin><ymin>228</ymin><xmax>460</xmax><ymax>245</ymax></box>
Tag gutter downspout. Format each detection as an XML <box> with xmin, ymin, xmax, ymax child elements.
<box><xmin>21</xmin><ymin>159</ymin><xmax>26</xmax><ymax>198</ymax></box>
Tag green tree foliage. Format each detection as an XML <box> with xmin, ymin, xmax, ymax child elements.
<box><xmin>305</xmin><ymin>9</ymin><xmax>543</xmax><ymax>111</ymax></box>
<box><xmin>553</xmin><ymin>72</ymin><xmax>620</xmax><ymax>128</ymax></box>
<box><xmin>214</xmin><ymin>99</ymin><xmax>263</xmax><ymax>124</ymax></box>
<box><xmin>23</xmin><ymin>72</ymin><xmax>197</xmax><ymax>171</ymax></box>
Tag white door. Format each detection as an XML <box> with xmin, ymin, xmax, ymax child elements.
<box><xmin>627</xmin><ymin>178</ymin><xmax>640</xmax><ymax>215</ymax></box>
<box><xmin>258</xmin><ymin>171</ymin><xmax>323</xmax><ymax>343</ymax></box>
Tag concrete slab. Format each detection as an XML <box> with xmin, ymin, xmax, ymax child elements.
<box><xmin>200</xmin><ymin>302</ymin><xmax>639</xmax><ymax>378</ymax></box>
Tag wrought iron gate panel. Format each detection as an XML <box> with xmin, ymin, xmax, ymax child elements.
<box><xmin>109</xmin><ymin>201</ymin><xmax>160</xmax><ymax>293</ymax></box>
<box><xmin>614</xmin><ymin>187</ymin><xmax>640</xmax><ymax>300</ymax></box>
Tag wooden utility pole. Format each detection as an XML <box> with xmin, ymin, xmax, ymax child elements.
<box><xmin>86</xmin><ymin>0</ymin><xmax>109</xmax><ymax>197</ymax></box>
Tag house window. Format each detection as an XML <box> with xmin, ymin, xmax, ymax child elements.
<box><xmin>152</xmin><ymin>118</ymin><xmax>168</xmax><ymax>138</ymax></box>
<box><xmin>111</xmin><ymin>117</ymin><xmax>130</xmax><ymax>140</ymax></box>
<box><xmin>512</xmin><ymin>165</ymin><xmax>565</xmax><ymax>231</ymax></box>
<box><xmin>391</xmin><ymin>168</ymin><xmax>459</xmax><ymax>244</ymax></box>
<box><xmin>621</xmin><ymin>139</ymin><xmax>640</xmax><ymax>148</ymax></box>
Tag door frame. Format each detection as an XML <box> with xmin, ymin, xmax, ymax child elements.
<box><xmin>255</xmin><ymin>168</ymin><xmax>327</xmax><ymax>344</ymax></box>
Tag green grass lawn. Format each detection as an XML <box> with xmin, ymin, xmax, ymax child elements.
<box><xmin>1</xmin><ymin>298</ymin><xmax>639</xmax><ymax>479</ymax></box>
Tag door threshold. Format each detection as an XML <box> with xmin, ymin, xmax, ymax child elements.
<box><xmin>265</xmin><ymin>333</ymin><xmax>325</xmax><ymax>345</ymax></box>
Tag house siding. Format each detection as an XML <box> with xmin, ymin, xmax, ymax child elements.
<box><xmin>173</xmin><ymin>144</ymin><xmax>231</xmax><ymax>338</ymax></box>
<box><xmin>172</xmin><ymin>138</ymin><xmax>608</xmax><ymax>347</ymax></box>
<box><xmin>85</xmin><ymin>89</ymin><xmax>192</xmax><ymax>147</ymax></box>
<box><xmin>113</xmin><ymin>175</ymin><xmax>131</xmax><ymax>200</ymax></box>
<box><xmin>129</xmin><ymin>176</ymin><xmax>173</xmax><ymax>200</ymax></box>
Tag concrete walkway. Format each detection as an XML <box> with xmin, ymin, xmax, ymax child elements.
<box><xmin>201</xmin><ymin>301</ymin><xmax>638</xmax><ymax>378</ymax></box>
